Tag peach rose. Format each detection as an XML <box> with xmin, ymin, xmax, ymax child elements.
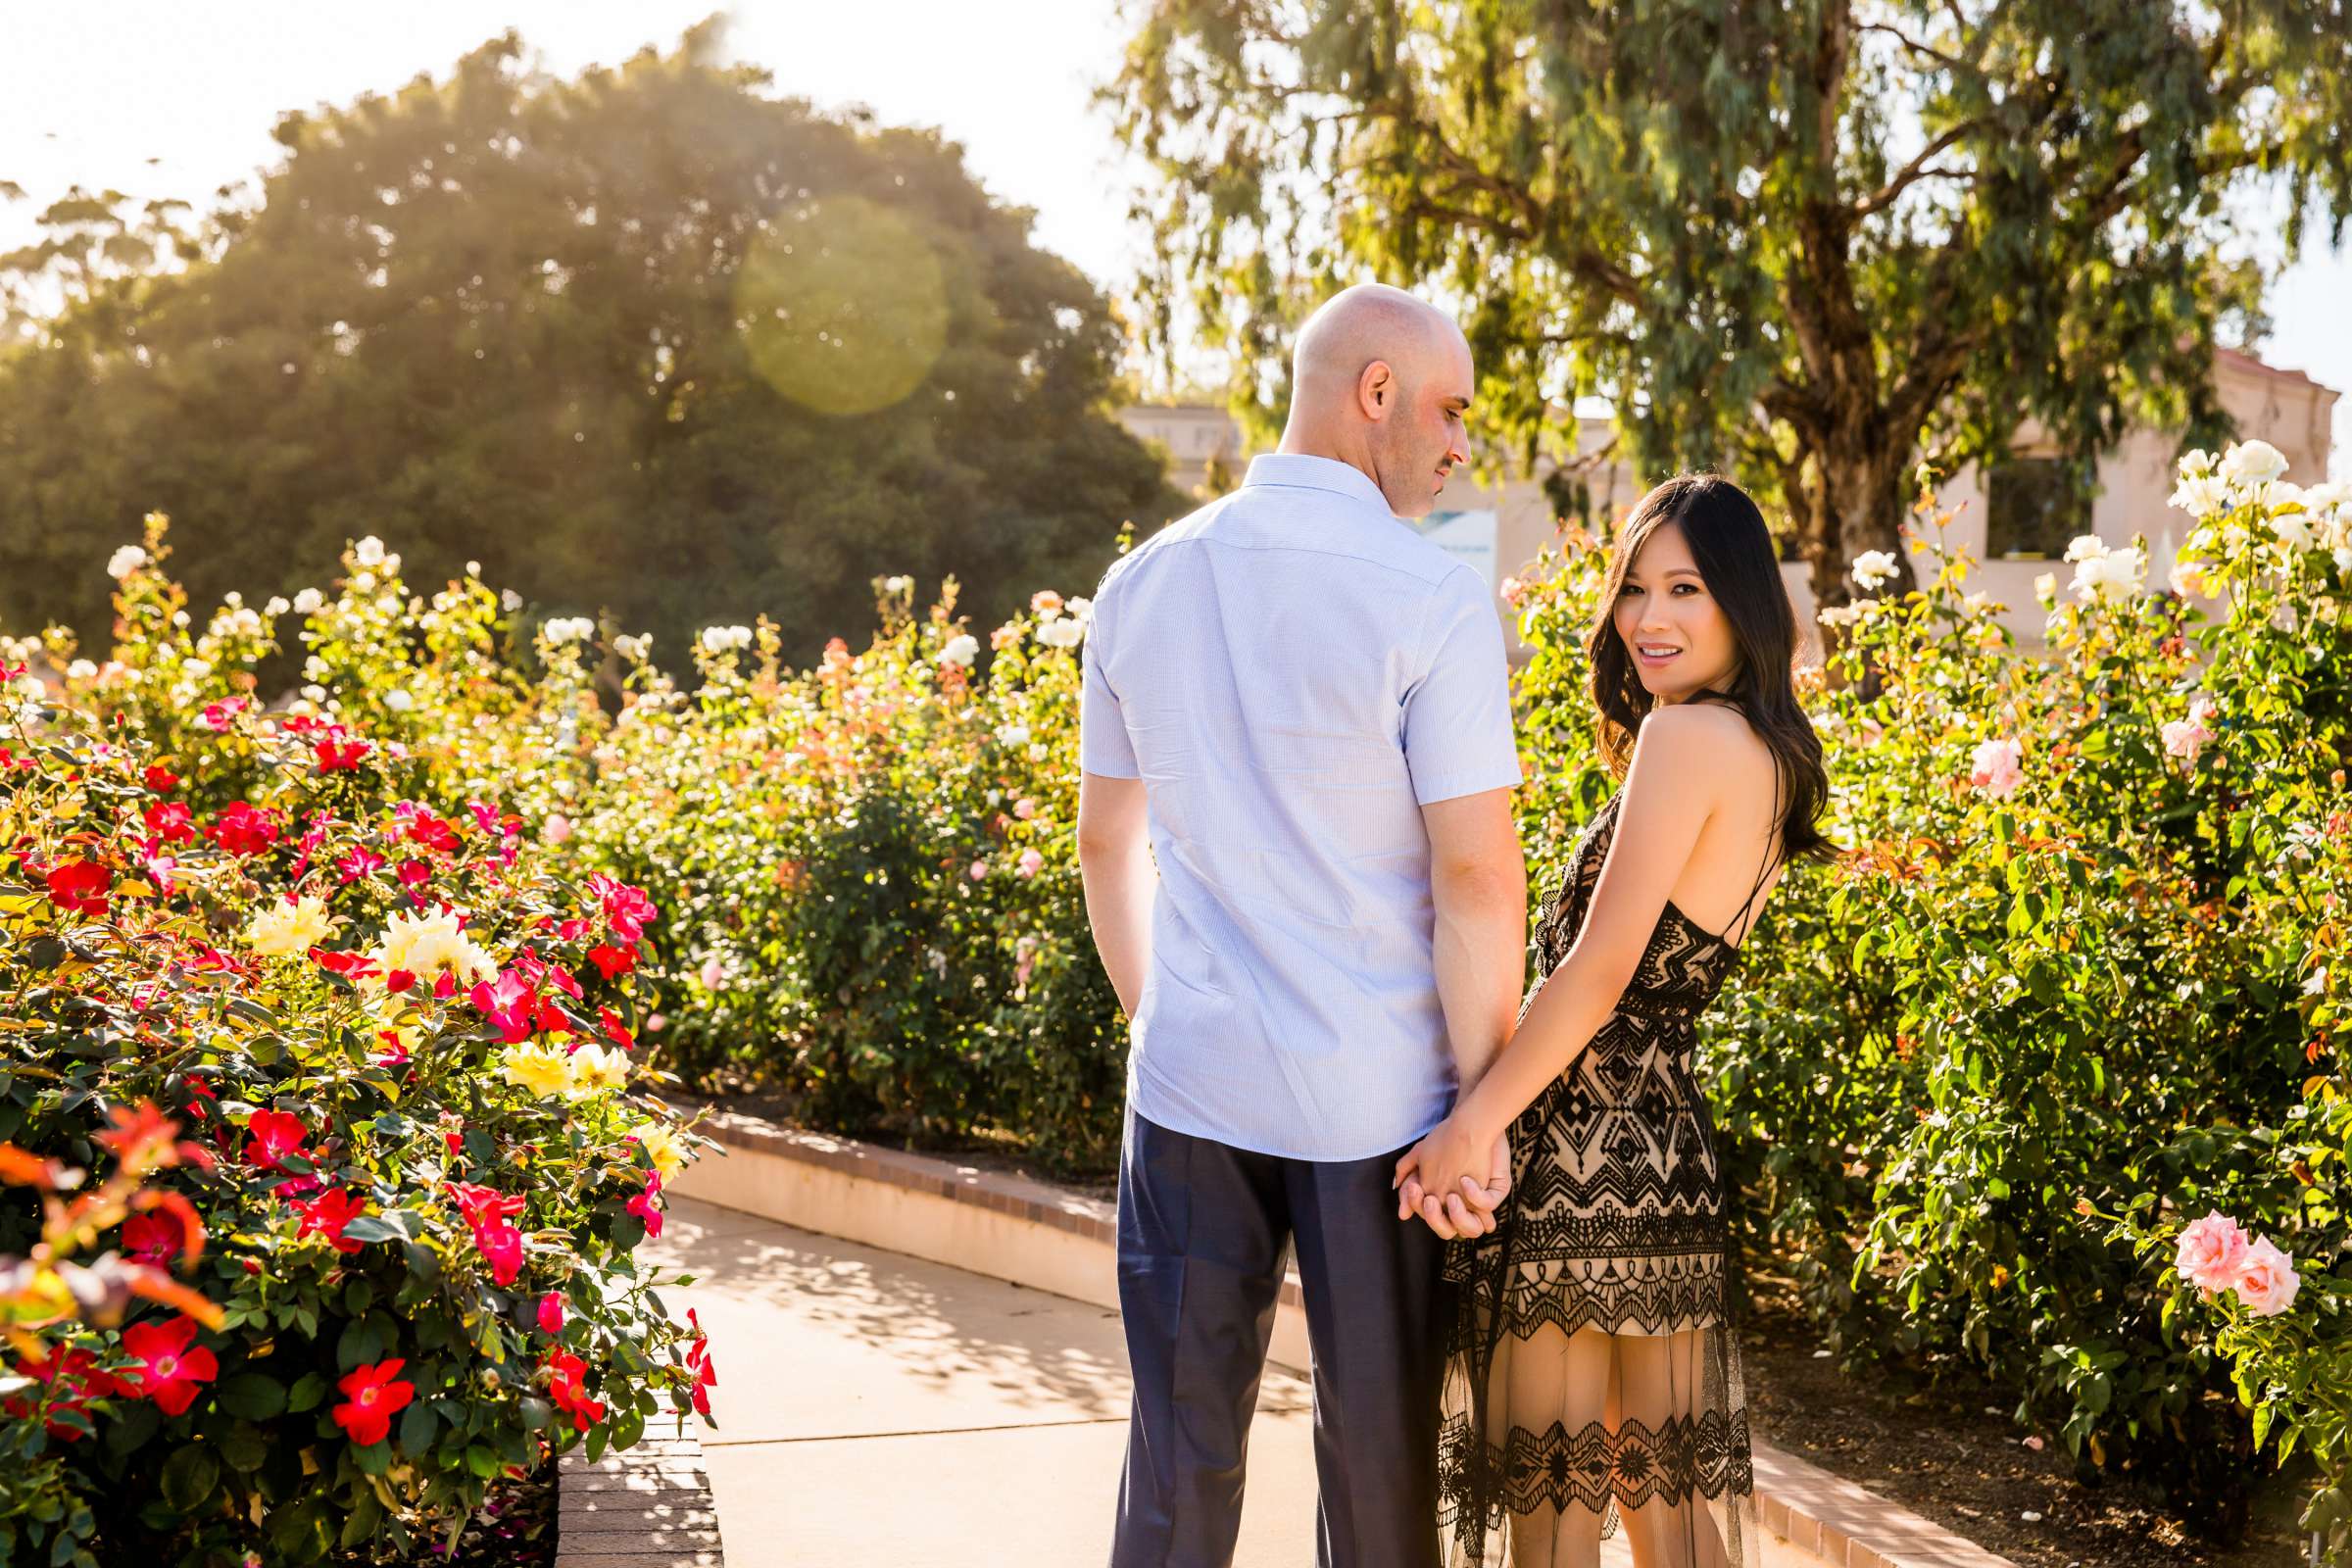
<box><xmin>2175</xmin><ymin>1211</ymin><xmax>2250</xmax><ymax>1293</ymax></box>
<box><xmin>2232</xmin><ymin>1236</ymin><xmax>2301</xmax><ymax>1318</ymax></box>
<box><xmin>1969</xmin><ymin>737</ymin><xmax>2024</xmax><ymax>799</ymax></box>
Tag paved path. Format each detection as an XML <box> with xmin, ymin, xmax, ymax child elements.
<box><xmin>644</xmin><ymin>1193</ymin><xmax>1637</xmax><ymax>1566</ymax></box>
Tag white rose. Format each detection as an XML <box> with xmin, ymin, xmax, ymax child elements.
<box><xmin>614</xmin><ymin>633</ymin><xmax>649</xmax><ymax>662</ymax></box>
<box><xmin>995</xmin><ymin>722</ymin><xmax>1031</xmax><ymax>747</ymax></box>
<box><xmin>938</xmin><ymin>634</ymin><xmax>980</xmax><ymax>667</ymax></box>
<box><xmin>384</xmin><ymin>689</ymin><xmax>414</xmax><ymax>711</ymax></box>
<box><xmin>1036</xmin><ymin>617</ymin><xmax>1085</xmax><ymax>648</ymax></box>
<box><xmin>2220</xmin><ymin>440</ymin><xmax>2289</xmax><ymax>488</ymax></box>
<box><xmin>1066</xmin><ymin>596</ymin><xmax>1094</xmax><ymax>621</ymax></box>
<box><xmin>106</xmin><ymin>544</ymin><xmax>149</xmax><ymax>580</ymax></box>
<box><xmin>301</xmin><ymin>684</ymin><xmax>327</xmax><ymax>704</ymax></box>
<box><xmin>2335</xmin><ymin>546</ymin><xmax>2352</xmax><ymax>578</ymax></box>
<box><xmin>354</xmin><ymin>536</ymin><xmax>386</xmax><ymax>566</ymax></box>
<box><xmin>2034</xmin><ymin>572</ymin><xmax>2057</xmax><ymax>603</ymax></box>
<box><xmin>1850</xmin><ymin>550</ymin><xmax>1898</xmax><ymax>590</ymax></box>
<box><xmin>2063</xmin><ymin>534</ymin><xmax>2108</xmax><ymax>564</ymax></box>
<box><xmin>2168</xmin><ymin>473</ymin><xmax>2229</xmax><ymax>519</ymax></box>
<box><xmin>180</xmin><ymin>658</ymin><xmax>212</xmax><ymax>679</ymax></box>
<box><xmin>66</xmin><ymin>659</ymin><xmax>97</xmax><ymax>680</ymax></box>
<box><xmin>264</xmin><ymin>596</ymin><xmax>290</xmax><ymax>616</ymax></box>
<box><xmin>293</xmin><ymin>588</ymin><xmax>324</xmax><ymax>614</ymax></box>
<box><xmin>501</xmin><ymin>589</ymin><xmax>523</xmax><ymax>612</ymax></box>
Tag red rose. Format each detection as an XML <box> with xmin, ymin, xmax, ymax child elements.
<box><xmin>545</xmin><ymin>1350</ymin><xmax>607</xmax><ymax>1432</ymax></box>
<box><xmin>141</xmin><ymin>801</ymin><xmax>196</xmax><ymax>845</ymax></box>
<box><xmin>119</xmin><ymin>1314</ymin><xmax>219</xmax><ymax>1416</ymax></box>
<box><xmin>315</xmin><ymin>737</ymin><xmax>371</xmax><ymax>772</ymax></box>
<box><xmin>291</xmin><ymin>1188</ymin><xmax>368</xmax><ymax>1254</ymax></box>
<box><xmin>243</xmin><ymin>1108</ymin><xmax>311</xmax><ymax>1171</ymax></box>
<box><xmin>331</xmin><ymin>1358</ymin><xmax>414</xmax><ymax>1446</ymax></box>
<box><xmin>45</xmin><ymin>860</ymin><xmax>112</xmax><ymax>917</ymax></box>
<box><xmin>209</xmin><ymin>802</ymin><xmax>281</xmax><ymax>857</ymax></box>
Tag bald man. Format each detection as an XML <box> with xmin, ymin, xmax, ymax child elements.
<box><xmin>1078</xmin><ymin>284</ymin><xmax>1528</xmax><ymax>1567</ymax></box>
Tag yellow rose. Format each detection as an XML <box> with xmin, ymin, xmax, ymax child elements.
<box><xmin>500</xmin><ymin>1042</ymin><xmax>572</xmax><ymax>1099</ymax></box>
<box><xmin>245</xmin><ymin>893</ymin><xmax>337</xmax><ymax>957</ymax></box>
<box><xmin>566</xmin><ymin>1044</ymin><xmax>630</xmax><ymax>1096</ymax></box>
<box><xmin>631</xmin><ymin>1122</ymin><xmax>687</xmax><ymax>1182</ymax></box>
<box><xmin>370</xmin><ymin>909</ymin><xmax>498</xmax><ymax>987</ymax></box>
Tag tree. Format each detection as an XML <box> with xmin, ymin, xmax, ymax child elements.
<box><xmin>1107</xmin><ymin>0</ymin><xmax>2351</xmax><ymax>604</ymax></box>
<box><xmin>0</xmin><ymin>24</ymin><xmax>1179</xmax><ymax>664</ymax></box>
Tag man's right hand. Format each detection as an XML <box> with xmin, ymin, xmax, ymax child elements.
<box><xmin>1396</xmin><ymin>1132</ymin><xmax>1511</xmax><ymax>1240</ymax></box>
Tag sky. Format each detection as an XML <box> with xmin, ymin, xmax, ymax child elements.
<box><xmin>4</xmin><ymin>1</ymin><xmax>2347</xmax><ymax>476</ymax></box>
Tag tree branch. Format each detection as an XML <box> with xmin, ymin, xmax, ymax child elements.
<box><xmin>1856</xmin><ymin>20</ymin><xmax>1974</xmax><ymax>75</ymax></box>
<box><xmin>1848</xmin><ymin>121</ymin><xmax>1982</xmax><ymax>221</ymax></box>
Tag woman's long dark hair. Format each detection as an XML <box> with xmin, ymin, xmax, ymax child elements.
<box><xmin>1586</xmin><ymin>472</ymin><xmax>1835</xmax><ymax>865</ymax></box>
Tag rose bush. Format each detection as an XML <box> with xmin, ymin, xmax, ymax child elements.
<box><xmin>567</xmin><ymin>574</ymin><xmax>1126</xmax><ymax>1172</ymax></box>
<box><xmin>0</xmin><ymin>548</ymin><xmax>716</xmax><ymax>1564</ymax></box>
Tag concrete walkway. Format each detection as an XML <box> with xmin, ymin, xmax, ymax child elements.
<box><xmin>643</xmin><ymin>1192</ymin><xmax>1330</xmax><ymax>1566</ymax></box>
<box><xmin>643</xmin><ymin>1192</ymin><xmax>1636</xmax><ymax>1566</ymax></box>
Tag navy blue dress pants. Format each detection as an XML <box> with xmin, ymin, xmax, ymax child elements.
<box><xmin>1108</xmin><ymin>1109</ymin><xmax>1445</xmax><ymax>1568</ymax></box>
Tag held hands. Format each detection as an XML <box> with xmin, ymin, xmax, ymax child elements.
<box><xmin>1393</xmin><ymin>1121</ymin><xmax>1511</xmax><ymax>1241</ymax></box>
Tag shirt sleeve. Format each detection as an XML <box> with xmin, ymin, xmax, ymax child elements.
<box><xmin>1079</xmin><ymin>589</ymin><xmax>1142</xmax><ymax>779</ymax></box>
<box><xmin>1400</xmin><ymin>566</ymin><xmax>1523</xmax><ymax>805</ymax></box>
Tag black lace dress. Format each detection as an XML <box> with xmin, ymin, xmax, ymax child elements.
<box><xmin>1438</xmin><ymin>783</ymin><xmax>1778</xmax><ymax>1568</ymax></box>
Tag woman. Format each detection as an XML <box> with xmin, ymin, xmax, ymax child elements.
<box><xmin>1394</xmin><ymin>474</ymin><xmax>1834</xmax><ymax>1567</ymax></box>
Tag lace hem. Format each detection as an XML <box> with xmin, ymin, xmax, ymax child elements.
<box><xmin>1439</xmin><ymin>1409</ymin><xmax>1755</xmax><ymax>1521</ymax></box>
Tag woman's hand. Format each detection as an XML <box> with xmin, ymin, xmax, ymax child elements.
<box><xmin>1395</xmin><ymin>1121</ymin><xmax>1511</xmax><ymax>1240</ymax></box>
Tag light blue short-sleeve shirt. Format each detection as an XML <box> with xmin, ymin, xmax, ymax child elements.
<box><xmin>1080</xmin><ymin>453</ymin><xmax>1523</xmax><ymax>1161</ymax></box>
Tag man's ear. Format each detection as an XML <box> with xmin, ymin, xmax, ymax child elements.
<box><xmin>1358</xmin><ymin>359</ymin><xmax>1396</xmax><ymax>420</ymax></box>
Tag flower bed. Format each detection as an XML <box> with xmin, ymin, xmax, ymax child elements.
<box><xmin>1</xmin><ymin>528</ymin><xmax>716</xmax><ymax>1564</ymax></box>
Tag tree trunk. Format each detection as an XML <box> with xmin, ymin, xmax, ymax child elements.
<box><xmin>1795</xmin><ymin>426</ymin><xmax>1913</xmax><ymax>612</ymax></box>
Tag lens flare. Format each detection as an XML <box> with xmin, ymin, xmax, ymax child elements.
<box><xmin>733</xmin><ymin>196</ymin><xmax>949</xmax><ymax>416</ymax></box>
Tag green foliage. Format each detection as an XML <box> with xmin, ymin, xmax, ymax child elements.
<box><xmin>1107</xmin><ymin>0</ymin><xmax>2352</xmax><ymax>596</ymax></box>
<box><xmin>0</xmin><ymin>24</ymin><xmax>1178</xmax><ymax>674</ymax></box>
<box><xmin>573</xmin><ymin>579</ymin><xmax>1127</xmax><ymax>1172</ymax></box>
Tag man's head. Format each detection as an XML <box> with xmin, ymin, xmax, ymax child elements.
<box><xmin>1280</xmin><ymin>283</ymin><xmax>1474</xmax><ymax>518</ymax></box>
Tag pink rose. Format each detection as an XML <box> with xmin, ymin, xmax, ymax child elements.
<box><xmin>2175</xmin><ymin>1211</ymin><xmax>2250</xmax><ymax>1292</ymax></box>
<box><xmin>544</xmin><ymin>813</ymin><xmax>574</xmax><ymax>846</ymax></box>
<box><xmin>538</xmin><ymin>1291</ymin><xmax>567</xmax><ymax>1335</ymax></box>
<box><xmin>1012</xmin><ymin>798</ymin><xmax>1037</xmax><ymax>820</ymax></box>
<box><xmin>1017</xmin><ymin>849</ymin><xmax>1044</xmax><ymax>879</ymax></box>
<box><xmin>1969</xmin><ymin>737</ymin><xmax>2024</xmax><ymax>799</ymax></box>
<box><xmin>700</xmin><ymin>956</ymin><xmax>725</xmax><ymax>991</ymax></box>
<box><xmin>2160</xmin><ymin>716</ymin><xmax>2210</xmax><ymax>763</ymax></box>
<box><xmin>2232</xmin><ymin>1236</ymin><xmax>2301</xmax><ymax>1317</ymax></box>
<box><xmin>969</xmin><ymin>859</ymin><xmax>988</xmax><ymax>881</ymax></box>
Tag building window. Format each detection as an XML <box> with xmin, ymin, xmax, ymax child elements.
<box><xmin>1985</xmin><ymin>458</ymin><xmax>2089</xmax><ymax>560</ymax></box>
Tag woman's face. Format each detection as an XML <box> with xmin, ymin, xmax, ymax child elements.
<box><xmin>1611</xmin><ymin>520</ymin><xmax>1740</xmax><ymax>703</ymax></box>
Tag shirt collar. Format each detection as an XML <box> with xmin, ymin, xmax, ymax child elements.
<box><xmin>1242</xmin><ymin>453</ymin><xmax>1396</xmax><ymax>517</ymax></box>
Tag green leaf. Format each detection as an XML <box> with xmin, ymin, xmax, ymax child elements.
<box><xmin>160</xmin><ymin>1445</ymin><xmax>219</xmax><ymax>1512</ymax></box>
<box><xmin>398</xmin><ymin>1399</ymin><xmax>437</xmax><ymax>1455</ymax></box>
<box><xmin>286</xmin><ymin>1371</ymin><xmax>329</xmax><ymax>1414</ymax></box>
<box><xmin>216</xmin><ymin>1371</ymin><xmax>286</xmax><ymax>1421</ymax></box>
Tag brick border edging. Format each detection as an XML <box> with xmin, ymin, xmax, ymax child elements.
<box><xmin>662</xmin><ymin>1102</ymin><xmax>2018</xmax><ymax>1568</ymax></box>
<box><xmin>555</xmin><ymin>1415</ymin><xmax>726</xmax><ymax>1568</ymax></box>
